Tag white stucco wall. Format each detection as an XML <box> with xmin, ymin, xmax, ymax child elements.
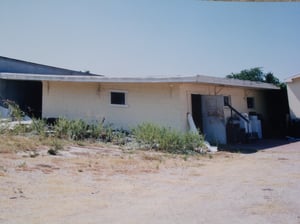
<box><xmin>42</xmin><ymin>81</ymin><xmax>185</xmax><ymax>131</ymax></box>
<box><xmin>42</xmin><ymin>81</ymin><xmax>268</xmax><ymax>132</ymax></box>
<box><xmin>287</xmin><ymin>78</ymin><xmax>300</xmax><ymax>120</ymax></box>
<box><xmin>42</xmin><ymin>81</ymin><xmax>102</xmax><ymax>120</ymax></box>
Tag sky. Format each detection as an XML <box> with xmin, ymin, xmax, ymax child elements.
<box><xmin>0</xmin><ymin>0</ymin><xmax>300</xmax><ymax>81</ymax></box>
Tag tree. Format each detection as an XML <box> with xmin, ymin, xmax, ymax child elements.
<box><xmin>227</xmin><ymin>67</ymin><xmax>265</xmax><ymax>82</ymax></box>
<box><xmin>265</xmin><ymin>72</ymin><xmax>283</xmax><ymax>88</ymax></box>
<box><xmin>226</xmin><ymin>67</ymin><xmax>284</xmax><ymax>88</ymax></box>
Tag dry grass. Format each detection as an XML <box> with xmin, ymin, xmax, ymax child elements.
<box><xmin>0</xmin><ymin>132</ymin><xmax>211</xmax><ymax>177</ymax></box>
<box><xmin>70</xmin><ymin>151</ymin><xmax>162</xmax><ymax>175</ymax></box>
<box><xmin>140</xmin><ymin>152</ymin><xmax>164</xmax><ymax>162</ymax></box>
<box><xmin>0</xmin><ymin>134</ymin><xmax>104</xmax><ymax>154</ymax></box>
<box><xmin>20</xmin><ymin>145</ymin><xmax>207</xmax><ymax>176</ymax></box>
<box><xmin>0</xmin><ymin>135</ymin><xmax>43</xmax><ymax>153</ymax></box>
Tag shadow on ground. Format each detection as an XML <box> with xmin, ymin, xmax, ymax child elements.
<box><xmin>219</xmin><ymin>138</ymin><xmax>298</xmax><ymax>154</ymax></box>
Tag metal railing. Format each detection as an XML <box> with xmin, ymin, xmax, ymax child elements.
<box><xmin>224</xmin><ymin>102</ymin><xmax>249</xmax><ymax>123</ymax></box>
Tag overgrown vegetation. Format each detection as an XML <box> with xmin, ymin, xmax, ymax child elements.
<box><xmin>133</xmin><ymin>123</ymin><xmax>205</xmax><ymax>154</ymax></box>
<box><xmin>3</xmin><ymin>100</ymin><xmax>25</xmax><ymax>121</ymax></box>
<box><xmin>0</xmin><ymin>101</ymin><xmax>206</xmax><ymax>154</ymax></box>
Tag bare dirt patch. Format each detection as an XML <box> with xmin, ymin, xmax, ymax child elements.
<box><xmin>0</xmin><ymin>141</ymin><xmax>300</xmax><ymax>224</ymax></box>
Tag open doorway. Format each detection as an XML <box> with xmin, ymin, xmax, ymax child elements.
<box><xmin>191</xmin><ymin>94</ymin><xmax>203</xmax><ymax>132</ymax></box>
<box><xmin>0</xmin><ymin>79</ymin><xmax>42</xmax><ymax>118</ymax></box>
<box><xmin>191</xmin><ymin>94</ymin><xmax>226</xmax><ymax>144</ymax></box>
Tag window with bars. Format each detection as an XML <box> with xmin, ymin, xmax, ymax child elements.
<box><xmin>110</xmin><ymin>91</ymin><xmax>126</xmax><ymax>106</ymax></box>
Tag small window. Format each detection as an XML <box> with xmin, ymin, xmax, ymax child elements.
<box><xmin>110</xmin><ymin>91</ymin><xmax>126</xmax><ymax>105</ymax></box>
<box><xmin>247</xmin><ymin>97</ymin><xmax>255</xmax><ymax>109</ymax></box>
<box><xmin>224</xmin><ymin>96</ymin><xmax>231</xmax><ymax>106</ymax></box>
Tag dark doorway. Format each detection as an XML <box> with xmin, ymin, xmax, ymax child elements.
<box><xmin>0</xmin><ymin>79</ymin><xmax>42</xmax><ymax>118</ymax></box>
<box><xmin>191</xmin><ymin>94</ymin><xmax>203</xmax><ymax>132</ymax></box>
<box><xmin>263</xmin><ymin>88</ymin><xmax>289</xmax><ymax>138</ymax></box>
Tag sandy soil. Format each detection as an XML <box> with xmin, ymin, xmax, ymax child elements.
<box><xmin>0</xmin><ymin>141</ymin><xmax>300</xmax><ymax>224</ymax></box>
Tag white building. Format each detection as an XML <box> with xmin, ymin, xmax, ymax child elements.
<box><xmin>0</xmin><ymin>56</ymin><xmax>280</xmax><ymax>144</ymax></box>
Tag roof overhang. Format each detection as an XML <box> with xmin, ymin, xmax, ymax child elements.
<box><xmin>285</xmin><ymin>73</ymin><xmax>300</xmax><ymax>83</ymax></box>
<box><xmin>0</xmin><ymin>73</ymin><xmax>279</xmax><ymax>90</ymax></box>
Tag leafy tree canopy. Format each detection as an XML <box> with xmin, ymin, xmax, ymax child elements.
<box><xmin>226</xmin><ymin>67</ymin><xmax>285</xmax><ymax>88</ymax></box>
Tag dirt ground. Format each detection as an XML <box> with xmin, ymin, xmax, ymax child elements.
<box><xmin>0</xmin><ymin>140</ymin><xmax>300</xmax><ymax>224</ymax></box>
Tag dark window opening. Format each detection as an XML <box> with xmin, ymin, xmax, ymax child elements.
<box><xmin>224</xmin><ymin>96</ymin><xmax>231</xmax><ymax>106</ymax></box>
<box><xmin>111</xmin><ymin>92</ymin><xmax>126</xmax><ymax>105</ymax></box>
<box><xmin>247</xmin><ymin>97</ymin><xmax>255</xmax><ymax>109</ymax></box>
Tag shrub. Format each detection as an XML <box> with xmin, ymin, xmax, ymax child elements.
<box><xmin>31</xmin><ymin>119</ymin><xmax>47</xmax><ymax>136</ymax></box>
<box><xmin>53</xmin><ymin>117</ymin><xmax>71</xmax><ymax>139</ymax></box>
<box><xmin>132</xmin><ymin>123</ymin><xmax>161</xmax><ymax>149</ymax></box>
<box><xmin>53</xmin><ymin>118</ymin><xmax>111</xmax><ymax>141</ymax></box>
<box><xmin>9</xmin><ymin>123</ymin><xmax>28</xmax><ymax>135</ymax></box>
<box><xmin>88</xmin><ymin>122</ymin><xmax>105</xmax><ymax>139</ymax></box>
<box><xmin>157</xmin><ymin>127</ymin><xmax>184</xmax><ymax>152</ymax></box>
<box><xmin>183</xmin><ymin>131</ymin><xmax>205</xmax><ymax>151</ymax></box>
<box><xmin>53</xmin><ymin>118</ymin><xmax>90</xmax><ymax>140</ymax></box>
<box><xmin>0</xmin><ymin>119</ymin><xmax>9</xmax><ymax>134</ymax></box>
<box><xmin>69</xmin><ymin>119</ymin><xmax>89</xmax><ymax>140</ymax></box>
<box><xmin>132</xmin><ymin>123</ymin><xmax>204</xmax><ymax>153</ymax></box>
<box><xmin>3</xmin><ymin>100</ymin><xmax>25</xmax><ymax>121</ymax></box>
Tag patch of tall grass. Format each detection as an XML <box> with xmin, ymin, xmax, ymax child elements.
<box><xmin>132</xmin><ymin>123</ymin><xmax>204</xmax><ymax>154</ymax></box>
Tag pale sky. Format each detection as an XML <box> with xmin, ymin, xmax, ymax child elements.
<box><xmin>1</xmin><ymin>0</ymin><xmax>299</xmax><ymax>80</ymax></box>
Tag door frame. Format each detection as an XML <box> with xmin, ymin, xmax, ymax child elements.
<box><xmin>190</xmin><ymin>93</ymin><xmax>227</xmax><ymax>144</ymax></box>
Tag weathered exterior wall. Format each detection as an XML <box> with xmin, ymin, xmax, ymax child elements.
<box><xmin>180</xmin><ymin>83</ymin><xmax>267</xmax><ymax>126</ymax></box>
<box><xmin>287</xmin><ymin>78</ymin><xmax>300</xmax><ymax>120</ymax></box>
<box><xmin>42</xmin><ymin>81</ymin><xmax>268</xmax><ymax>133</ymax></box>
<box><xmin>42</xmin><ymin>81</ymin><xmax>185</xmax><ymax>130</ymax></box>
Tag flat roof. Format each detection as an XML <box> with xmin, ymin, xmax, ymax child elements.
<box><xmin>0</xmin><ymin>73</ymin><xmax>279</xmax><ymax>90</ymax></box>
<box><xmin>285</xmin><ymin>73</ymin><xmax>300</xmax><ymax>83</ymax></box>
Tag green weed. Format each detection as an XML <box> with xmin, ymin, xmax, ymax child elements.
<box><xmin>132</xmin><ymin>123</ymin><xmax>204</xmax><ymax>154</ymax></box>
